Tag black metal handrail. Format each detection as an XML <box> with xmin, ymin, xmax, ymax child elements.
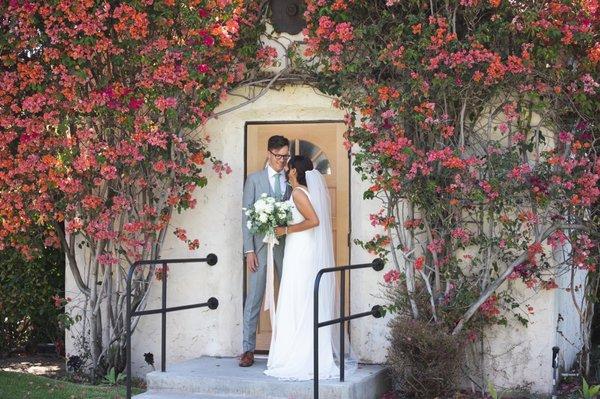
<box><xmin>313</xmin><ymin>258</ymin><xmax>384</xmax><ymax>399</ymax></box>
<box><xmin>125</xmin><ymin>254</ymin><xmax>219</xmax><ymax>399</ymax></box>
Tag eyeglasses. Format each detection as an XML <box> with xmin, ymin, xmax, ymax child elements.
<box><xmin>269</xmin><ymin>150</ymin><xmax>291</xmax><ymax>161</ymax></box>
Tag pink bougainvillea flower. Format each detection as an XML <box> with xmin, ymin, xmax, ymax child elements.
<box><xmin>203</xmin><ymin>35</ymin><xmax>215</xmax><ymax>47</ymax></box>
<box><xmin>384</xmin><ymin>269</ymin><xmax>401</xmax><ymax>283</ymax></box>
<box><xmin>414</xmin><ymin>256</ymin><xmax>425</xmax><ymax>271</ymax></box>
<box><xmin>128</xmin><ymin>97</ymin><xmax>144</xmax><ymax>110</ymax></box>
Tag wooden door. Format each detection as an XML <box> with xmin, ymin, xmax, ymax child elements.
<box><xmin>245</xmin><ymin>122</ymin><xmax>350</xmax><ymax>352</ymax></box>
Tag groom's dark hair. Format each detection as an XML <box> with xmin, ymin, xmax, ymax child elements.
<box><xmin>267</xmin><ymin>135</ymin><xmax>289</xmax><ymax>150</ymax></box>
<box><xmin>288</xmin><ymin>155</ymin><xmax>314</xmax><ymax>186</ymax></box>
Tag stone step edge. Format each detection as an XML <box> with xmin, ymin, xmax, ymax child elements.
<box><xmin>134</xmin><ymin>389</ymin><xmax>269</xmax><ymax>399</ymax></box>
<box><xmin>146</xmin><ymin>369</ymin><xmax>388</xmax><ymax>398</ymax></box>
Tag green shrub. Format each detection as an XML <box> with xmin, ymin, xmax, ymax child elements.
<box><xmin>0</xmin><ymin>248</ymin><xmax>64</xmax><ymax>354</ymax></box>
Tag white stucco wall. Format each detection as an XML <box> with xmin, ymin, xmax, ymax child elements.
<box><xmin>475</xmin><ymin>260</ymin><xmax>585</xmax><ymax>394</ymax></box>
<box><xmin>65</xmin><ymin>83</ymin><xmax>585</xmax><ymax>394</ymax></box>
<box><xmin>554</xmin><ymin>243</ymin><xmax>587</xmax><ymax>374</ymax></box>
<box><xmin>64</xmin><ymin>236</ymin><xmax>93</xmax><ymax>362</ymax></box>
<box><xmin>480</xmin><ymin>286</ymin><xmax>556</xmax><ymax>393</ymax></box>
<box><xmin>348</xmin><ymin>155</ymin><xmax>394</xmax><ymax>364</ymax></box>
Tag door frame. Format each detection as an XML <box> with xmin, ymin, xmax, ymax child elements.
<box><xmin>242</xmin><ymin>120</ymin><xmax>352</xmax><ymax>351</ymax></box>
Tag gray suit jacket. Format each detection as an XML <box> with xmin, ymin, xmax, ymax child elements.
<box><xmin>242</xmin><ymin>168</ymin><xmax>291</xmax><ymax>253</ymax></box>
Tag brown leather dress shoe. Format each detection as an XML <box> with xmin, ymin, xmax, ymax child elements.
<box><xmin>239</xmin><ymin>351</ymin><xmax>254</xmax><ymax>367</ymax></box>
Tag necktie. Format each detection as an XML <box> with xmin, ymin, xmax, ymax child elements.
<box><xmin>273</xmin><ymin>173</ymin><xmax>282</xmax><ymax>199</ymax></box>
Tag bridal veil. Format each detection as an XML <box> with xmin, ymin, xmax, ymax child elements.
<box><xmin>305</xmin><ymin>169</ymin><xmax>358</xmax><ymax>375</ymax></box>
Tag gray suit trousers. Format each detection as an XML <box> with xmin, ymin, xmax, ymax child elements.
<box><xmin>243</xmin><ymin>238</ymin><xmax>285</xmax><ymax>352</ymax></box>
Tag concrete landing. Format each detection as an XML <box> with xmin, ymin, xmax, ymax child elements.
<box><xmin>135</xmin><ymin>392</ymin><xmax>262</xmax><ymax>399</ymax></box>
<box><xmin>134</xmin><ymin>356</ymin><xmax>389</xmax><ymax>399</ymax></box>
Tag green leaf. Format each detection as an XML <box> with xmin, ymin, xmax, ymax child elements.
<box><xmin>583</xmin><ymin>377</ymin><xmax>590</xmax><ymax>396</ymax></box>
<box><xmin>487</xmin><ymin>381</ymin><xmax>498</xmax><ymax>399</ymax></box>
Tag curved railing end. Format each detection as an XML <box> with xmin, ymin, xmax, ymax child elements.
<box><xmin>371</xmin><ymin>305</ymin><xmax>384</xmax><ymax>318</ymax></box>
<box><xmin>207</xmin><ymin>297</ymin><xmax>219</xmax><ymax>310</ymax></box>
<box><xmin>206</xmin><ymin>253</ymin><xmax>218</xmax><ymax>266</ymax></box>
<box><xmin>371</xmin><ymin>258</ymin><xmax>384</xmax><ymax>271</ymax></box>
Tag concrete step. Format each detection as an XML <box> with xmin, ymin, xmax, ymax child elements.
<box><xmin>140</xmin><ymin>356</ymin><xmax>389</xmax><ymax>399</ymax></box>
<box><xmin>134</xmin><ymin>391</ymin><xmax>262</xmax><ymax>399</ymax></box>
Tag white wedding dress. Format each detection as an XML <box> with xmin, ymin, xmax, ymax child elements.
<box><xmin>265</xmin><ymin>171</ymin><xmax>352</xmax><ymax>381</ymax></box>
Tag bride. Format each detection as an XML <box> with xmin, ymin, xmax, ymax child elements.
<box><xmin>264</xmin><ymin>155</ymin><xmax>350</xmax><ymax>381</ymax></box>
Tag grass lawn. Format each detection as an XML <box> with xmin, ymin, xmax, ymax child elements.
<box><xmin>0</xmin><ymin>371</ymin><xmax>144</xmax><ymax>399</ymax></box>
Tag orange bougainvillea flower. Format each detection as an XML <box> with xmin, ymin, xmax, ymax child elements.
<box><xmin>191</xmin><ymin>151</ymin><xmax>206</xmax><ymax>165</ymax></box>
<box><xmin>589</xmin><ymin>42</ymin><xmax>600</xmax><ymax>64</ymax></box>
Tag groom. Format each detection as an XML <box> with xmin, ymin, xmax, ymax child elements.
<box><xmin>240</xmin><ymin>134</ymin><xmax>291</xmax><ymax>367</ymax></box>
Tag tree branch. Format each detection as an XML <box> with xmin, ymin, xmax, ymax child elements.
<box><xmin>209</xmin><ymin>67</ymin><xmax>290</xmax><ymax>120</ymax></box>
<box><xmin>452</xmin><ymin>223</ymin><xmax>567</xmax><ymax>335</ymax></box>
<box><xmin>52</xmin><ymin>221</ymin><xmax>90</xmax><ymax>296</ymax></box>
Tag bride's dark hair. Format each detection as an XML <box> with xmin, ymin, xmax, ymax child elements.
<box><xmin>287</xmin><ymin>155</ymin><xmax>314</xmax><ymax>186</ymax></box>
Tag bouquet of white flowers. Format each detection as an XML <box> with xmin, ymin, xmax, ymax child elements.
<box><xmin>244</xmin><ymin>193</ymin><xmax>293</xmax><ymax>237</ymax></box>
<box><xmin>244</xmin><ymin>193</ymin><xmax>293</xmax><ymax>326</ymax></box>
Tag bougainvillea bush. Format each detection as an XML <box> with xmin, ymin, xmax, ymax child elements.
<box><xmin>0</xmin><ymin>0</ymin><xmax>268</xmax><ymax>377</ymax></box>
<box><xmin>303</xmin><ymin>0</ymin><xmax>599</xmax><ymax>392</ymax></box>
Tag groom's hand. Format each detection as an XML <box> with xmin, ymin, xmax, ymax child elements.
<box><xmin>246</xmin><ymin>252</ymin><xmax>258</xmax><ymax>273</ymax></box>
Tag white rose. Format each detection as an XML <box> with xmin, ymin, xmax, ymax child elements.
<box><xmin>254</xmin><ymin>200</ymin><xmax>266</xmax><ymax>213</ymax></box>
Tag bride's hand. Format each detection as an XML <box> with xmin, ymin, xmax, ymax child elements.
<box><xmin>275</xmin><ymin>226</ymin><xmax>286</xmax><ymax>237</ymax></box>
